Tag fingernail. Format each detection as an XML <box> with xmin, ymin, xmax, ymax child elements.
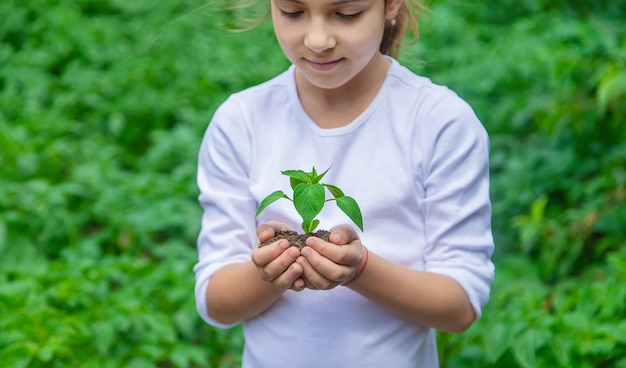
<box><xmin>301</xmin><ymin>248</ymin><xmax>311</xmax><ymax>258</ymax></box>
<box><xmin>288</xmin><ymin>248</ymin><xmax>300</xmax><ymax>258</ymax></box>
<box><xmin>278</xmin><ymin>240</ymin><xmax>289</xmax><ymax>249</ymax></box>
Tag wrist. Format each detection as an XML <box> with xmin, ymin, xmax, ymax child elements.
<box><xmin>343</xmin><ymin>245</ymin><xmax>369</xmax><ymax>286</ymax></box>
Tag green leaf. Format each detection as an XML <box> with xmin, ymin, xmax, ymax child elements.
<box><xmin>289</xmin><ymin>176</ymin><xmax>304</xmax><ymax>191</ymax></box>
<box><xmin>335</xmin><ymin>196</ymin><xmax>364</xmax><ymax>231</ymax></box>
<box><xmin>615</xmin><ymin>321</ymin><xmax>626</xmax><ymax>344</ymax></box>
<box><xmin>0</xmin><ymin>342</ymin><xmax>36</xmax><ymax>368</ymax></box>
<box><xmin>282</xmin><ymin>170</ymin><xmax>310</xmax><ymax>190</ymax></box>
<box><xmin>597</xmin><ymin>65</ymin><xmax>626</xmax><ymax>114</ymax></box>
<box><xmin>311</xmin><ymin>166</ymin><xmax>331</xmax><ymax>184</ymax></box>
<box><xmin>91</xmin><ymin>320</ymin><xmax>115</xmax><ymax>355</ymax></box>
<box><xmin>324</xmin><ymin>184</ymin><xmax>345</xmax><ymax>198</ymax></box>
<box><xmin>255</xmin><ymin>190</ymin><xmax>289</xmax><ymax>218</ymax></box>
<box><xmin>170</xmin><ymin>344</ymin><xmax>209</xmax><ymax>368</ymax></box>
<box><xmin>482</xmin><ymin>322</ymin><xmax>514</xmax><ymax>364</ymax></box>
<box><xmin>0</xmin><ymin>220</ymin><xmax>6</xmax><ymax>254</ymax></box>
<box><xmin>37</xmin><ymin>343</ymin><xmax>56</xmax><ymax>362</ymax></box>
<box><xmin>303</xmin><ymin>219</ymin><xmax>320</xmax><ymax>235</ymax></box>
<box><xmin>530</xmin><ymin>195</ymin><xmax>548</xmax><ymax>220</ymax></box>
<box><xmin>293</xmin><ymin>183</ymin><xmax>325</xmax><ymax>225</ymax></box>
<box><xmin>282</xmin><ymin>169</ymin><xmax>310</xmax><ymax>182</ymax></box>
<box><xmin>512</xmin><ymin>329</ymin><xmax>538</xmax><ymax>368</ymax></box>
<box><xmin>551</xmin><ymin>336</ymin><xmax>572</xmax><ymax>367</ymax></box>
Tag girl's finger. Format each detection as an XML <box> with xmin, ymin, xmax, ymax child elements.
<box><xmin>253</xmin><ymin>241</ymin><xmax>300</xmax><ymax>281</ymax></box>
<box><xmin>299</xmin><ymin>247</ymin><xmax>347</xmax><ymax>288</ymax></box>
<box><xmin>271</xmin><ymin>262</ymin><xmax>304</xmax><ymax>291</ymax></box>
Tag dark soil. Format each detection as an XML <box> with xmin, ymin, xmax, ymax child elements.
<box><xmin>259</xmin><ymin>229</ymin><xmax>330</xmax><ymax>249</ymax></box>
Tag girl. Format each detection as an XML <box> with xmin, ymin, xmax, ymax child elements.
<box><xmin>194</xmin><ymin>0</ymin><xmax>495</xmax><ymax>366</ymax></box>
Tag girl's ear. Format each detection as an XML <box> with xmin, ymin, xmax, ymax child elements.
<box><xmin>385</xmin><ymin>0</ymin><xmax>404</xmax><ymax>20</ymax></box>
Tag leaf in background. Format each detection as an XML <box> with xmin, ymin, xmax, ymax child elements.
<box><xmin>512</xmin><ymin>194</ymin><xmax>548</xmax><ymax>254</ymax></box>
<box><xmin>170</xmin><ymin>344</ymin><xmax>209</xmax><ymax>368</ymax></box>
<box><xmin>0</xmin><ymin>342</ymin><xmax>35</xmax><ymax>368</ymax></box>
<box><xmin>550</xmin><ymin>336</ymin><xmax>572</xmax><ymax>367</ymax></box>
<box><xmin>0</xmin><ymin>220</ymin><xmax>6</xmax><ymax>254</ymax></box>
<box><xmin>597</xmin><ymin>64</ymin><xmax>626</xmax><ymax>114</ymax></box>
<box><xmin>482</xmin><ymin>322</ymin><xmax>514</xmax><ymax>364</ymax></box>
<box><xmin>512</xmin><ymin>329</ymin><xmax>538</xmax><ymax>368</ymax></box>
<box><xmin>93</xmin><ymin>321</ymin><xmax>116</xmax><ymax>356</ymax></box>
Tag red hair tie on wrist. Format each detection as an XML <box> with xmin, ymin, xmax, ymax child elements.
<box><xmin>343</xmin><ymin>246</ymin><xmax>368</xmax><ymax>286</ymax></box>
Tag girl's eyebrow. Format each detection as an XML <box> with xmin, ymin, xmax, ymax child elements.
<box><xmin>282</xmin><ymin>0</ymin><xmax>363</xmax><ymax>4</ymax></box>
<box><xmin>329</xmin><ymin>0</ymin><xmax>361</xmax><ymax>4</ymax></box>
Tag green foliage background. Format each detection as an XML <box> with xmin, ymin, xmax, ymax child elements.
<box><xmin>1</xmin><ymin>0</ymin><xmax>624</xmax><ymax>367</ymax></box>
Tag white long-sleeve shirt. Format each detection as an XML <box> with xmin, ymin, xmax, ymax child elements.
<box><xmin>194</xmin><ymin>58</ymin><xmax>495</xmax><ymax>367</ymax></box>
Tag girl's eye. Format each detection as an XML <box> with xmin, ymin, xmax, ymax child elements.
<box><xmin>337</xmin><ymin>11</ymin><xmax>363</xmax><ymax>20</ymax></box>
<box><xmin>280</xmin><ymin>9</ymin><xmax>303</xmax><ymax>18</ymax></box>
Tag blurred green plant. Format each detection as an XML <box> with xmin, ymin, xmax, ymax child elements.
<box><xmin>438</xmin><ymin>249</ymin><xmax>626</xmax><ymax>368</ymax></box>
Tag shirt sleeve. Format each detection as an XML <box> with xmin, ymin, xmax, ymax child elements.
<box><xmin>193</xmin><ymin>95</ymin><xmax>257</xmax><ymax>328</ymax></box>
<box><xmin>418</xmin><ymin>90</ymin><xmax>495</xmax><ymax>320</ymax></box>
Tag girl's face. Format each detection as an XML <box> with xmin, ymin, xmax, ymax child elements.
<box><xmin>271</xmin><ymin>0</ymin><xmax>400</xmax><ymax>91</ymax></box>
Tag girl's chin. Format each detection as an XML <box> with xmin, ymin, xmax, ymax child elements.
<box><xmin>296</xmin><ymin>68</ymin><xmax>353</xmax><ymax>91</ymax></box>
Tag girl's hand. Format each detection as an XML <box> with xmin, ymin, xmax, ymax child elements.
<box><xmin>252</xmin><ymin>222</ymin><xmax>306</xmax><ymax>292</ymax></box>
<box><xmin>297</xmin><ymin>224</ymin><xmax>367</xmax><ymax>290</ymax></box>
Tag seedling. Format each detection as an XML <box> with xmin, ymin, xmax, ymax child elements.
<box><xmin>255</xmin><ymin>166</ymin><xmax>364</xmax><ymax>236</ymax></box>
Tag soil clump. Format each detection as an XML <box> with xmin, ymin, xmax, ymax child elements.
<box><xmin>260</xmin><ymin>230</ymin><xmax>330</xmax><ymax>249</ymax></box>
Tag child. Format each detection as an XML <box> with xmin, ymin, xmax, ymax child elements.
<box><xmin>194</xmin><ymin>0</ymin><xmax>495</xmax><ymax>366</ymax></box>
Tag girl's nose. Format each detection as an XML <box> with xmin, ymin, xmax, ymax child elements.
<box><xmin>304</xmin><ymin>18</ymin><xmax>336</xmax><ymax>53</ymax></box>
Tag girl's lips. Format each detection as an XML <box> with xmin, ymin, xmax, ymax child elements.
<box><xmin>306</xmin><ymin>58</ymin><xmax>342</xmax><ymax>72</ymax></box>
